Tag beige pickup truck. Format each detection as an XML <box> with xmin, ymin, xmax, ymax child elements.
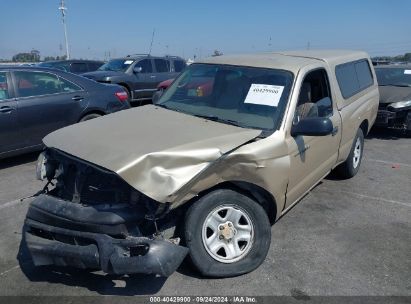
<box><xmin>24</xmin><ymin>50</ymin><xmax>378</xmax><ymax>278</ymax></box>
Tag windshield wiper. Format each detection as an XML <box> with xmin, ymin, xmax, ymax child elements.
<box><xmin>380</xmin><ymin>84</ymin><xmax>411</xmax><ymax>87</ymax></box>
<box><xmin>156</xmin><ymin>103</ymin><xmax>189</xmax><ymax>115</ymax></box>
<box><xmin>192</xmin><ymin>114</ymin><xmax>244</xmax><ymax>128</ymax></box>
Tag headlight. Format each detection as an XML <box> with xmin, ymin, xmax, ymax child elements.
<box><xmin>36</xmin><ymin>151</ymin><xmax>56</xmax><ymax>181</ymax></box>
<box><xmin>387</xmin><ymin>100</ymin><xmax>411</xmax><ymax>110</ymax></box>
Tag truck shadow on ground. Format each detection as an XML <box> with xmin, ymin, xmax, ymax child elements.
<box><xmin>17</xmin><ymin>233</ymin><xmax>168</xmax><ymax>295</ymax></box>
<box><xmin>0</xmin><ymin>152</ymin><xmax>39</xmax><ymax>170</ymax></box>
<box><xmin>366</xmin><ymin>127</ymin><xmax>410</xmax><ymax>140</ymax></box>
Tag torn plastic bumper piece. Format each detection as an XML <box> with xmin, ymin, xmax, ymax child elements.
<box><xmin>23</xmin><ymin>194</ymin><xmax>188</xmax><ymax>277</ymax></box>
<box><xmin>25</xmin><ymin>219</ymin><xmax>188</xmax><ymax>277</ymax></box>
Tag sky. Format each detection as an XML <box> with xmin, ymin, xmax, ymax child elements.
<box><xmin>0</xmin><ymin>0</ymin><xmax>410</xmax><ymax>60</ymax></box>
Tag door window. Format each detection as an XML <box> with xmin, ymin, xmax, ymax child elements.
<box><xmin>88</xmin><ymin>62</ymin><xmax>103</xmax><ymax>71</ymax></box>
<box><xmin>295</xmin><ymin>69</ymin><xmax>333</xmax><ymax>122</ymax></box>
<box><xmin>0</xmin><ymin>72</ymin><xmax>9</xmax><ymax>101</ymax></box>
<box><xmin>173</xmin><ymin>60</ymin><xmax>186</xmax><ymax>72</ymax></box>
<box><xmin>71</xmin><ymin>63</ymin><xmax>88</xmax><ymax>73</ymax></box>
<box><xmin>154</xmin><ymin>59</ymin><xmax>170</xmax><ymax>73</ymax></box>
<box><xmin>59</xmin><ymin>77</ymin><xmax>82</xmax><ymax>92</ymax></box>
<box><xmin>135</xmin><ymin>59</ymin><xmax>153</xmax><ymax>73</ymax></box>
<box><xmin>14</xmin><ymin>71</ymin><xmax>61</xmax><ymax>97</ymax></box>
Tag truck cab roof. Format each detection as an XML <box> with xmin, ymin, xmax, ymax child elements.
<box><xmin>200</xmin><ymin>50</ymin><xmax>370</xmax><ymax>74</ymax></box>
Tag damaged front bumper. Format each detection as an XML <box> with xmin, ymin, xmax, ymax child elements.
<box><xmin>24</xmin><ymin>194</ymin><xmax>188</xmax><ymax>277</ymax></box>
<box><xmin>375</xmin><ymin>107</ymin><xmax>411</xmax><ymax>130</ymax></box>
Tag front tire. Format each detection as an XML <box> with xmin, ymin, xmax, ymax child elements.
<box><xmin>184</xmin><ymin>189</ymin><xmax>271</xmax><ymax>277</ymax></box>
<box><xmin>338</xmin><ymin>128</ymin><xmax>364</xmax><ymax>178</ymax></box>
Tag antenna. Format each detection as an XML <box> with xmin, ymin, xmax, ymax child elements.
<box><xmin>59</xmin><ymin>0</ymin><xmax>70</xmax><ymax>59</ymax></box>
<box><xmin>148</xmin><ymin>29</ymin><xmax>156</xmax><ymax>55</ymax></box>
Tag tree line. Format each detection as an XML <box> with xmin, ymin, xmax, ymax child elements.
<box><xmin>9</xmin><ymin>50</ymin><xmax>66</xmax><ymax>62</ymax></box>
<box><xmin>372</xmin><ymin>52</ymin><xmax>411</xmax><ymax>63</ymax></box>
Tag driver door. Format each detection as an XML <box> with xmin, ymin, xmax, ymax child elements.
<box><xmin>0</xmin><ymin>71</ymin><xmax>23</xmax><ymax>154</ymax></box>
<box><xmin>285</xmin><ymin>68</ymin><xmax>342</xmax><ymax>208</ymax></box>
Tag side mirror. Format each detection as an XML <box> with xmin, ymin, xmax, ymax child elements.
<box><xmin>291</xmin><ymin>117</ymin><xmax>333</xmax><ymax>137</ymax></box>
<box><xmin>133</xmin><ymin>66</ymin><xmax>142</xmax><ymax>73</ymax></box>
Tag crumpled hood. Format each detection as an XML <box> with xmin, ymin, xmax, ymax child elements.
<box><xmin>379</xmin><ymin>86</ymin><xmax>411</xmax><ymax>104</ymax></box>
<box><xmin>82</xmin><ymin>70</ymin><xmax>125</xmax><ymax>81</ymax></box>
<box><xmin>43</xmin><ymin>105</ymin><xmax>260</xmax><ymax>202</ymax></box>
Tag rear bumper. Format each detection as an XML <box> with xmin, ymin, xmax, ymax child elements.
<box><xmin>24</xmin><ymin>195</ymin><xmax>188</xmax><ymax>277</ymax></box>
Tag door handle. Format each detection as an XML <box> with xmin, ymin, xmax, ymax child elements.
<box><xmin>0</xmin><ymin>106</ymin><xmax>14</xmax><ymax>114</ymax></box>
<box><xmin>150</xmin><ymin>75</ymin><xmax>156</xmax><ymax>78</ymax></box>
<box><xmin>331</xmin><ymin>126</ymin><xmax>339</xmax><ymax>136</ymax></box>
<box><xmin>72</xmin><ymin>96</ymin><xmax>84</xmax><ymax>101</ymax></box>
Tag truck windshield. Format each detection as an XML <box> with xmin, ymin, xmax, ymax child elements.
<box><xmin>157</xmin><ymin>63</ymin><xmax>294</xmax><ymax>130</ymax></box>
<box><xmin>376</xmin><ymin>67</ymin><xmax>411</xmax><ymax>87</ymax></box>
<box><xmin>98</xmin><ymin>59</ymin><xmax>134</xmax><ymax>72</ymax></box>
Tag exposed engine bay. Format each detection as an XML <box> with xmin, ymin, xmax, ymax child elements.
<box><xmin>24</xmin><ymin>148</ymin><xmax>188</xmax><ymax>276</ymax></box>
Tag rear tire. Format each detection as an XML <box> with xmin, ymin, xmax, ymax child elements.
<box><xmin>184</xmin><ymin>189</ymin><xmax>271</xmax><ymax>277</ymax></box>
<box><xmin>337</xmin><ymin>128</ymin><xmax>364</xmax><ymax>178</ymax></box>
<box><xmin>79</xmin><ymin>113</ymin><xmax>101</xmax><ymax>122</ymax></box>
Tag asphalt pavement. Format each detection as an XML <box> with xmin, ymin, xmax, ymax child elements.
<box><xmin>0</xmin><ymin>128</ymin><xmax>410</xmax><ymax>299</ymax></box>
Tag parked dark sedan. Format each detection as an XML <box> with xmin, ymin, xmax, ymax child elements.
<box><xmin>0</xmin><ymin>67</ymin><xmax>130</xmax><ymax>158</ymax></box>
<box><xmin>37</xmin><ymin>60</ymin><xmax>104</xmax><ymax>74</ymax></box>
<box><xmin>375</xmin><ymin>65</ymin><xmax>411</xmax><ymax>131</ymax></box>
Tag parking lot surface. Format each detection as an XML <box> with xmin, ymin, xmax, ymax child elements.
<box><xmin>0</xmin><ymin>128</ymin><xmax>410</xmax><ymax>298</ymax></box>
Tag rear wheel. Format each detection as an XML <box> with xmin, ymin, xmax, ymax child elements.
<box><xmin>184</xmin><ymin>189</ymin><xmax>271</xmax><ymax>277</ymax></box>
<box><xmin>79</xmin><ymin>113</ymin><xmax>101</xmax><ymax>122</ymax></box>
<box><xmin>337</xmin><ymin>128</ymin><xmax>364</xmax><ymax>178</ymax></box>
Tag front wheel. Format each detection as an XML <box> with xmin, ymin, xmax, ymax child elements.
<box><xmin>184</xmin><ymin>189</ymin><xmax>271</xmax><ymax>277</ymax></box>
<box><xmin>337</xmin><ymin>128</ymin><xmax>364</xmax><ymax>178</ymax></box>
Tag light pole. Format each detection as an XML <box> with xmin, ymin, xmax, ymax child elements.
<box><xmin>59</xmin><ymin>0</ymin><xmax>70</xmax><ymax>59</ymax></box>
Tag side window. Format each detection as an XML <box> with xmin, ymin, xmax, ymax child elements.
<box><xmin>336</xmin><ymin>59</ymin><xmax>373</xmax><ymax>99</ymax></box>
<box><xmin>355</xmin><ymin>60</ymin><xmax>373</xmax><ymax>89</ymax></box>
<box><xmin>173</xmin><ymin>60</ymin><xmax>186</xmax><ymax>72</ymax></box>
<box><xmin>88</xmin><ymin>62</ymin><xmax>103</xmax><ymax>71</ymax></box>
<box><xmin>295</xmin><ymin>69</ymin><xmax>333</xmax><ymax>122</ymax></box>
<box><xmin>59</xmin><ymin>77</ymin><xmax>82</xmax><ymax>92</ymax></box>
<box><xmin>135</xmin><ymin>59</ymin><xmax>153</xmax><ymax>73</ymax></box>
<box><xmin>71</xmin><ymin>63</ymin><xmax>88</xmax><ymax>73</ymax></box>
<box><xmin>154</xmin><ymin>59</ymin><xmax>170</xmax><ymax>73</ymax></box>
<box><xmin>0</xmin><ymin>72</ymin><xmax>9</xmax><ymax>101</ymax></box>
<box><xmin>14</xmin><ymin>71</ymin><xmax>61</xmax><ymax>97</ymax></box>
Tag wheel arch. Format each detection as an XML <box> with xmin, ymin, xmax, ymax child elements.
<box><xmin>78</xmin><ymin>110</ymin><xmax>105</xmax><ymax>122</ymax></box>
<box><xmin>187</xmin><ymin>181</ymin><xmax>278</xmax><ymax>225</ymax></box>
<box><xmin>359</xmin><ymin>119</ymin><xmax>369</xmax><ymax>136</ymax></box>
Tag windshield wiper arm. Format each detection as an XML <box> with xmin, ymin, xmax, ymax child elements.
<box><xmin>380</xmin><ymin>84</ymin><xmax>411</xmax><ymax>87</ymax></box>
<box><xmin>192</xmin><ymin>114</ymin><xmax>244</xmax><ymax>127</ymax></box>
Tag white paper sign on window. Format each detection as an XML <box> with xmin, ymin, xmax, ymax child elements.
<box><xmin>124</xmin><ymin>60</ymin><xmax>134</xmax><ymax>65</ymax></box>
<box><xmin>244</xmin><ymin>84</ymin><xmax>284</xmax><ymax>107</ymax></box>
<box><xmin>404</xmin><ymin>70</ymin><xmax>411</xmax><ymax>75</ymax></box>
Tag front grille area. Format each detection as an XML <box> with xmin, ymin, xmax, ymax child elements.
<box><xmin>47</xmin><ymin>149</ymin><xmax>143</xmax><ymax>206</ymax></box>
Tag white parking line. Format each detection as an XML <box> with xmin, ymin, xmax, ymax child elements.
<box><xmin>0</xmin><ymin>198</ymin><xmax>27</xmax><ymax>211</ymax></box>
<box><xmin>321</xmin><ymin>189</ymin><xmax>410</xmax><ymax>208</ymax></box>
<box><xmin>0</xmin><ymin>265</ymin><xmax>20</xmax><ymax>277</ymax></box>
<box><xmin>365</xmin><ymin>158</ymin><xmax>411</xmax><ymax>168</ymax></box>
